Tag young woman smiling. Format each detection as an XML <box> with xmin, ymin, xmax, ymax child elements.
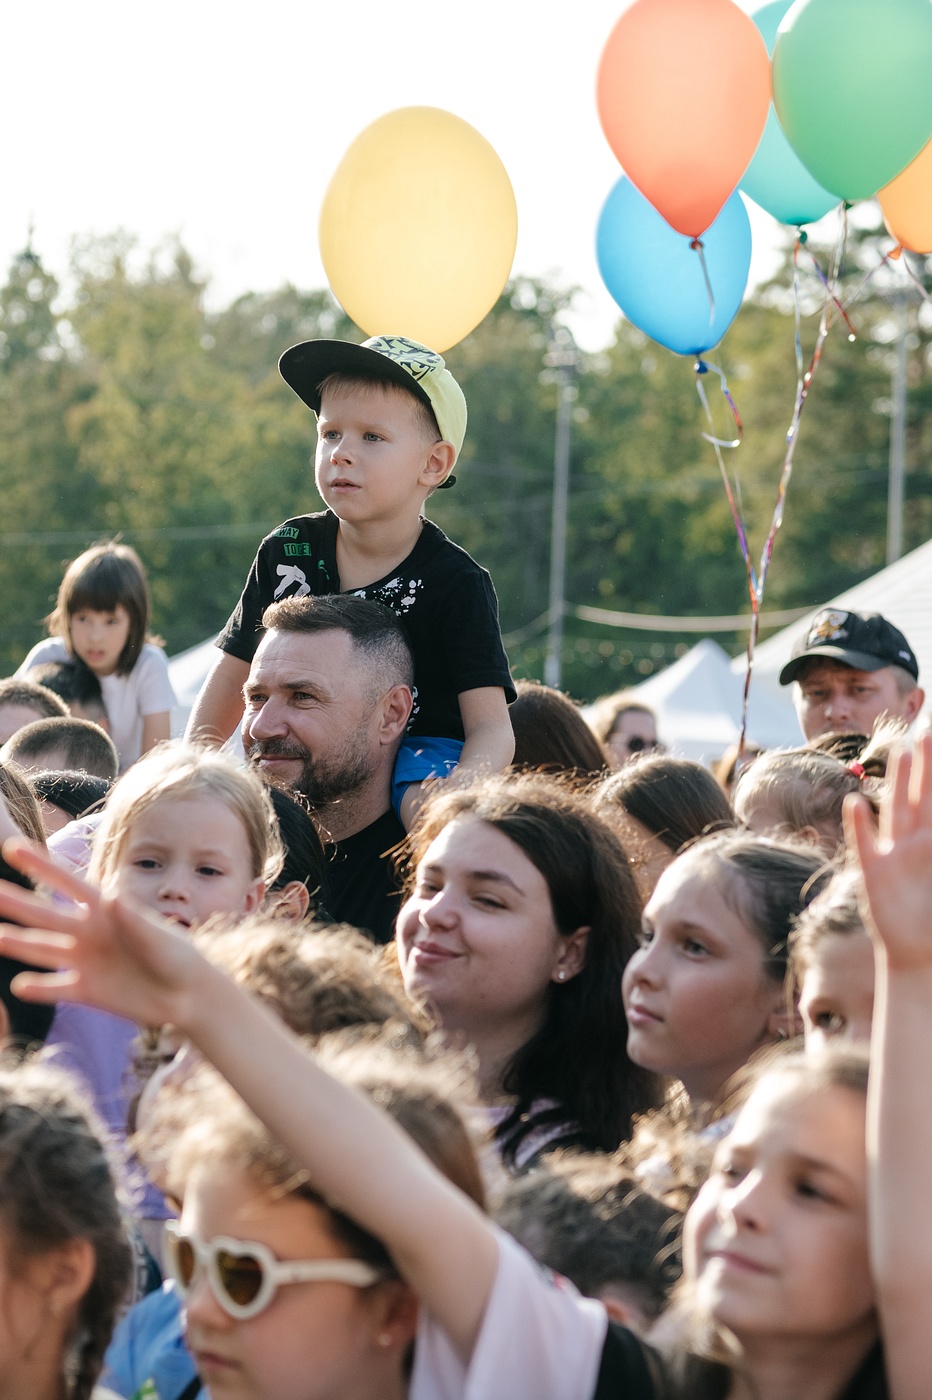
<box><xmin>395</xmin><ymin>774</ymin><xmax>661</xmax><ymax>1169</ymax></box>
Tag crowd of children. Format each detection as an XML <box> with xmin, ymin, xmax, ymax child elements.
<box><xmin>0</xmin><ymin>331</ymin><xmax>926</xmax><ymax>1400</ymax></box>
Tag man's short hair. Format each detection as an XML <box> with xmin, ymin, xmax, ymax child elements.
<box><xmin>891</xmin><ymin>663</ymin><xmax>920</xmax><ymax>698</ymax></box>
<box><xmin>261</xmin><ymin>595</ymin><xmax>414</xmax><ymax>691</ymax></box>
<box><xmin>28</xmin><ymin>660</ymin><xmax>108</xmax><ymax>722</ymax></box>
<box><xmin>0</xmin><ymin>678</ymin><xmax>69</xmax><ymax>721</ymax></box>
<box><xmin>3</xmin><ymin>717</ymin><xmax>119</xmax><ymax>781</ymax></box>
<box><xmin>27</xmin><ymin>769</ymin><xmax>111</xmax><ymax>821</ymax></box>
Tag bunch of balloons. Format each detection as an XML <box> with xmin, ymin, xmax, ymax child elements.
<box><xmin>596</xmin><ymin>0</ymin><xmax>932</xmax><ymax>355</ymax></box>
<box><xmin>319</xmin><ymin>107</ymin><xmax>517</xmax><ymax>353</ymax></box>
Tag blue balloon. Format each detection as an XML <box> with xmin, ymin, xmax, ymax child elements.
<box><xmin>596</xmin><ymin>179</ymin><xmax>752</xmax><ymax>356</ymax></box>
<box><xmin>740</xmin><ymin>1</ymin><xmax>838</xmax><ymax>225</ymax></box>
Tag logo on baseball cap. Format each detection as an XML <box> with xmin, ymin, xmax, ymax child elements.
<box><xmin>279</xmin><ymin>335</ymin><xmax>467</xmax><ymax>480</ymax></box>
<box><xmin>779</xmin><ymin>609</ymin><xmax>919</xmax><ymax>686</ymax></box>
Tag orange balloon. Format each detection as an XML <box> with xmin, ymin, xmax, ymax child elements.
<box><xmin>879</xmin><ymin>135</ymin><xmax>932</xmax><ymax>254</ymax></box>
<box><xmin>597</xmin><ymin>0</ymin><xmax>771</xmax><ymax>238</ymax></box>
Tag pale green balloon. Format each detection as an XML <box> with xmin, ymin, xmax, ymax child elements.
<box><xmin>773</xmin><ymin>0</ymin><xmax>932</xmax><ymax>200</ymax></box>
<box><xmin>740</xmin><ymin>0</ymin><xmax>838</xmax><ymax>224</ymax></box>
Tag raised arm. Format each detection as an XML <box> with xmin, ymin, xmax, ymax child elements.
<box><xmin>0</xmin><ymin>842</ymin><xmax>497</xmax><ymax>1361</ymax></box>
<box><xmin>399</xmin><ymin>686</ymin><xmax>514</xmax><ymax>829</ymax></box>
<box><xmin>846</xmin><ymin>733</ymin><xmax>932</xmax><ymax>1400</ymax></box>
<box><xmin>185</xmin><ymin>652</ymin><xmax>250</xmax><ymax>748</ymax></box>
<box><xmin>140</xmin><ymin>711</ymin><xmax>171</xmax><ymax>756</ymax></box>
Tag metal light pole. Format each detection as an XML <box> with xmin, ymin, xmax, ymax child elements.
<box><xmin>543</xmin><ymin>327</ymin><xmax>579</xmax><ymax>689</ymax></box>
<box><xmin>886</xmin><ymin>292</ymin><xmax>908</xmax><ymax>566</ymax></box>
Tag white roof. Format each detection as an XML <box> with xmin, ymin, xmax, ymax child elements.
<box><xmin>632</xmin><ymin>638</ymin><xmax>800</xmax><ymax>764</ymax></box>
<box><xmin>167</xmin><ymin>636</ymin><xmax>245</xmax><ymax>760</ymax></box>
<box><xmin>733</xmin><ymin>536</ymin><xmax>932</xmax><ymax>711</ymax></box>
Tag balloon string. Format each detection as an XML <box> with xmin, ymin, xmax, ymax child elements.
<box><xmin>799</xmin><ymin>217</ymin><xmax>860</xmax><ymax>340</ymax></box>
<box><xmin>691</xmin><ymin>239</ymin><xmax>716</xmax><ymax>327</ymax></box>
<box><xmin>695</xmin><ymin>358</ymin><xmax>743</xmax><ymax>448</ymax></box>
<box><xmin>834</xmin><ymin>246</ymin><xmax>897</xmax><ymax>322</ymax></box>
<box><xmin>793</xmin><ymin>235</ymin><xmax>804</xmax><ymax>401</ymax></box>
<box><xmin>694</xmin><ymin>360</ymin><xmax>757</xmax><ymax>624</ymax></box>
<box><xmin>736</xmin><ymin>219</ymin><xmax>850</xmax><ymax>753</ymax></box>
<box><xmin>894</xmin><ymin>248</ymin><xmax>932</xmax><ymax>306</ymax></box>
<box><xmin>694</xmin><ymin>361</ymin><xmax>757</xmax><ymax>758</ymax></box>
<box><xmin>733</xmin><ymin>219</ymin><xmax>846</xmax><ymax>759</ymax></box>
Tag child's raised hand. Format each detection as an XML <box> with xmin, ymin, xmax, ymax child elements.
<box><xmin>845</xmin><ymin>733</ymin><xmax>932</xmax><ymax>973</ymax></box>
<box><xmin>0</xmin><ymin>839</ymin><xmax>211</xmax><ymax>1028</ymax></box>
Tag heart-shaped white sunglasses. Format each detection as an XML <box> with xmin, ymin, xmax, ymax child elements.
<box><xmin>164</xmin><ymin>1220</ymin><xmax>383</xmax><ymax>1320</ymax></box>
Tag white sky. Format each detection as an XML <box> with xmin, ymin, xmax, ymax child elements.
<box><xmin>1</xmin><ymin>0</ymin><xmax>788</xmax><ymax>351</ymax></box>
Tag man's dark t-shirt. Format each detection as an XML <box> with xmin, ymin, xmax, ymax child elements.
<box><xmin>218</xmin><ymin>511</ymin><xmax>516</xmax><ymax>740</ymax></box>
<box><xmin>320</xmin><ymin>808</ymin><xmax>406</xmax><ymax>946</ymax></box>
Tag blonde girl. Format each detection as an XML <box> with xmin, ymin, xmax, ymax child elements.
<box><xmin>89</xmin><ymin>743</ymin><xmax>282</xmax><ymax>926</ymax></box>
<box><xmin>131</xmin><ymin>1041</ymin><xmax>485</xmax><ymax>1400</ymax></box>
<box><xmin>18</xmin><ymin>542</ymin><xmax>176</xmax><ymax>770</ymax></box>
<box><xmin>48</xmin><ymin>745</ymin><xmax>282</xmax><ymax>1262</ymax></box>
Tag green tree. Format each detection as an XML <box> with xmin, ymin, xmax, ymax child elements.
<box><xmin>0</xmin><ymin>246</ymin><xmax>98</xmax><ymax>669</ymax></box>
<box><xmin>63</xmin><ymin>241</ymin><xmax>336</xmax><ymax>652</ymax></box>
<box><xmin>0</xmin><ymin>227</ymin><xmax>927</xmax><ymax>708</ymax></box>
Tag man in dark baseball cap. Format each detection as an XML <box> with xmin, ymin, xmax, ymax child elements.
<box><xmin>779</xmin><ymin>608</ymin><xmax>924</xmax><ymax>743</ymax></box>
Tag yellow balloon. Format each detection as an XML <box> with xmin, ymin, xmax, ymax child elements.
<box><xmin>319</xmin><ymin>107</ymin><xmax>518</xmax><ymax>353</ymax></box>
<box><xmin>879</xmin><ymin>135</ymin><xmax>932</xmax><ymax>254</ymax></box>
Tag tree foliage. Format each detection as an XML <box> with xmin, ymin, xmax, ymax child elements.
<box><xmin>0</xmin><ymin>225</ymin><xmax>928</xmax><ymax>701</ymax></box>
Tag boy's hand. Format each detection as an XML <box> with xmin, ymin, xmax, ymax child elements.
<box><xmin>845</xmin><ymin>734</ymin><xmax>932</xmax><ymax>973</ymax></box>
<box><xmin>0</xmin><ymin>839</ymin><xmax>212</xmax><ymax>1029</ymax></box>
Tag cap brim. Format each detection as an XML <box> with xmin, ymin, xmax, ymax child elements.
<box><xmin>278</xmin><ymin>340</ymin><xmax>434</xmax><ymax>416</ymax></box>
<box><xmin>779</xmin><ymin>646</ymin><xmax>890</xmax><ymax>686</ymax></box>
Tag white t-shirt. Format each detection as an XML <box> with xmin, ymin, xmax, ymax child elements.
<box><xmin>410</xmin><ymin>1228</ymin><xmax>608</xmax><ymax>1400</ymax></box>
<box><xmin>18</xmin><ymin>639</ymin><xmax>176</xmax><ymax>770</ymax></box>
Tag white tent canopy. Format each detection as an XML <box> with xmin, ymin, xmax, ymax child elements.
<box><xmin>168</xmin><ymin>636</ymin><xmax>219</xmax><ymax>737</ymax></box>
<box><xmin>732</xmin><ymin>536</ymin><xmax>932</xmax><ymax>713</ymax></box>
<box><xmin>630</xmin><ymin>638</ymin><xmax>800</xmax><ymax>765</ymax></box>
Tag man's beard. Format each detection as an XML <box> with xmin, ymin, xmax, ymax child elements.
<box><xmin>247</xmin><ymin>735</ymin><xmax>377</xmax><ymax>808</ymax></box>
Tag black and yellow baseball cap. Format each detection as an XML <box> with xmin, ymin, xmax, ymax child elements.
<box><xmin>279</xmin><ymin>334</ymin><xmax>467</xmax><ymax>477</ymax></box>
<box><xmin>779</xmin><ymin>609</ymin><xmax>919</xmax><ymax>686</ymax></box>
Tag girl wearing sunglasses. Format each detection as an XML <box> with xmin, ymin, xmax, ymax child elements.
<box><xmin>132</xmin><ymin>1052</ymin><xmax>485</xmax><ymax>1400</ymax></box>
<box><xmin>3</xmin><ymin>736</ymin><xmax>932</xmax><ymax>1399</ymax></box>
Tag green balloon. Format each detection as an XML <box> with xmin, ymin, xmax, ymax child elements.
<box><xmin>773</xmin><ymin>0</ymin><xmax>932</xmax><ymax>200</ymax></box>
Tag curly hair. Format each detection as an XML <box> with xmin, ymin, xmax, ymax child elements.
<box><xmin>142</xmin><ymin>1028</ymin><xmax>486</xmax><ymax>1279</ymax></box>
<box><xmin>0</xmin><ymin>1057</ymin><xmax>133</xmax><ymax>1400</ymax></box>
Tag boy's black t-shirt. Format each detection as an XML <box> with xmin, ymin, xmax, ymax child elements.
<box><xmin>218</xmin><ymin>511</ymin><xmax>516</xmax><ymax>740</ymax></box>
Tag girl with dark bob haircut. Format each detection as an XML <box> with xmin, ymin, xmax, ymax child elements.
<box><xmin>47</xmin><ymin>542</ymin><xmax>153</xmax><ymax>676</ymax></box>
